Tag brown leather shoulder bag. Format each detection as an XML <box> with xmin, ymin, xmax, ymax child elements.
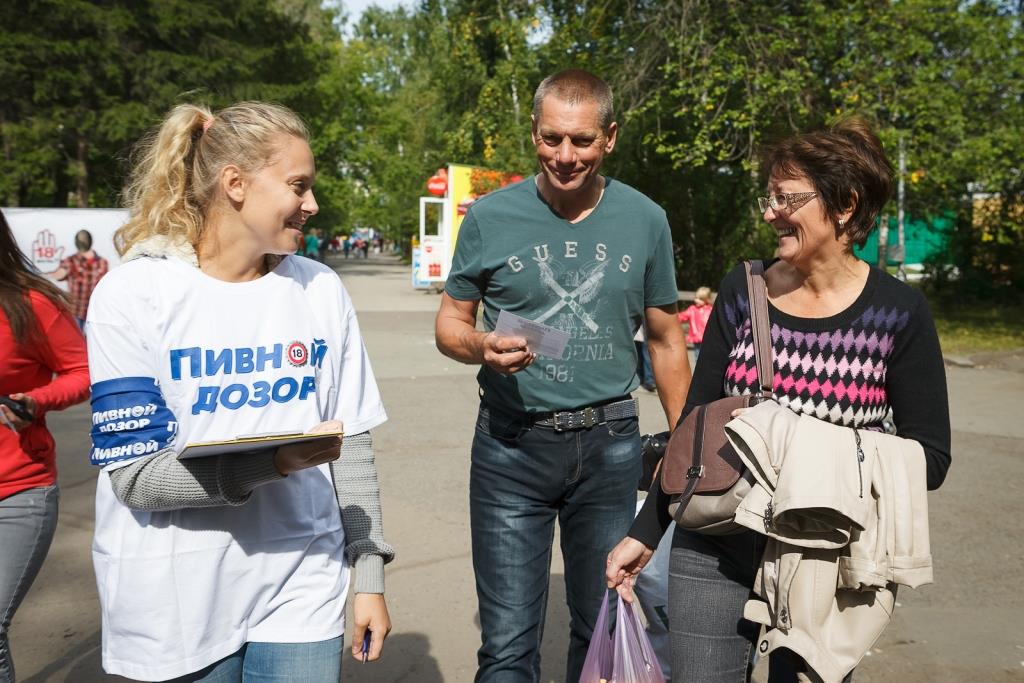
<box><xmin>661</xmin><ymin>260</ymin><xmax>774</xmax><ymax>535</ymax></box>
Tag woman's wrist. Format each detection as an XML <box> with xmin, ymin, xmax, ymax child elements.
<box><xmin>354</xmin><ymin>554</ymin><xmax>386</xmax><ymax>594</ymax></box>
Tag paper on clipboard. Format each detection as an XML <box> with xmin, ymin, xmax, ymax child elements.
<box><xmin>494</xmin><ymin>310</ymin><xmax>569</xmax><ymax>359</ymax></box>
<box><xmin>177</xmin><ymin>430</ymin><xmax>344</xmax><ymax>459</ymax></box>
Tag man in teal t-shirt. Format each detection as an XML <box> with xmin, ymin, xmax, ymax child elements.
<box><xmin>435</xmin><ymin>69</ymin><xmax>691</xmax><ymax>683</ymax></box>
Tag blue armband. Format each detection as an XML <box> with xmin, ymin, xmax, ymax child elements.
<box><xmin>90</xmin><ymin>377</ymin><xmax>179</xmax><ymax>466</ymax></box>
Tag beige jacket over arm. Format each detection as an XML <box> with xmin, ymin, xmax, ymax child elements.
<box><xmin>722</xmin><ymin>400</ymin><xmax>932</xmax><ymax>683</ymax></box>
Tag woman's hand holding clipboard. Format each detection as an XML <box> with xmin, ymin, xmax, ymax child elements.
<box><xmin>176</xmin><ymin>420</ymin><xmax>344</xmax><ymax>474</ymax></box>
<box><xmin>273</xmin><ymin>420</ymin><xmax>344</xmax><ymax>475</ymax></box>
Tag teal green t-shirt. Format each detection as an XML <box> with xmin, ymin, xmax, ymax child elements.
<box><xmin>445</xmin><ymin>177</ymin><xmax>678</xmax><ymax>413</ymax></box>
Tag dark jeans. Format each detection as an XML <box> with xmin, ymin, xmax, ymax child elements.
<box><xmin>668</xmin><ymin>527</ymin><xmax>850</xmax><ymax>682</ymax></box>
<box><xmin>0</xmin><ymin>485</ymin><xmax>59</xmax><ymax>683</ymax></box>
<box><xmin>470</xmin><ymin>405</ymin><xmax>641</xmax><ymax>683</ymax></box>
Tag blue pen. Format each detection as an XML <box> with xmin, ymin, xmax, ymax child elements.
<box><xmin>361</xmin><ymin>630</ymin><xmax>371</xmax><ymax>663</ymax></box>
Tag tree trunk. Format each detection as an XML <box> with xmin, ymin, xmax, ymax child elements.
<box><xmin>53</xmin><ymin>153</ymin><xmax>69</xmax><ymax>207</ymax></box>
<box><xmin>496</xmin><ymin>0</ymin><xmax>524</xmax><ymax>155</ymax></box>
<box><xmin>0</xmin><ymin>114</ymin><xmax>17</xmax><ymax>206</ymax></box>
<box><xmin>75</xmin><ymin>135</ymin><xmax>89</xmax><ymax>207</ymax></box>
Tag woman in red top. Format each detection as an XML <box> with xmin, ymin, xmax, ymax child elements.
<box><xmin>0</xmin><ymin>211</ymin><xmax>90</xmax><ymax>682</ymax></box>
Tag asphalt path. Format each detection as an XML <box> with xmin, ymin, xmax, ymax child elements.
<box><xmin>9</xmin><ymin>253</ymin><xmax>1024</xmax><ymax>682</ymax></box>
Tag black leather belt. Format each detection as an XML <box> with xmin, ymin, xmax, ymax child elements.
<box><xmin>531</xmin><ymin>397</ymin><xmax>639</xmax><ymax>432</ymax></box>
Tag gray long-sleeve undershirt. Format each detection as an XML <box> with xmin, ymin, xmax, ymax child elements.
<box><xmin>107</xmin><ymin>431</ymin><xmax>394</xmax><ymax>593</ymax></box>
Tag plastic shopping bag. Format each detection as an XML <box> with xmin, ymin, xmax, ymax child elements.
<box><xmin>579</xmin><ymin>591</ymin><xmax>666</xmax><ymax>683</ymax></box>
<box><xmin>612</xmin><ymin>594</ymin><xmax>666</xmax><ymax>683</ymax></box>
<box><xmin>579</xmin><ymin>591</ymin><xmax>614</xmax><ymax>682</ymax></box>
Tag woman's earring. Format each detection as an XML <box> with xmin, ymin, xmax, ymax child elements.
<box><xmin>838</xmin><ymin>219</ymin><xmax>846</xmax><ymax>229</ymax></box>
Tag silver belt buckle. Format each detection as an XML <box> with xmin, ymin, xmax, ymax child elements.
<box><xmin>581</xmin><ymin>406</ymin><xmax>598</xmax><ymax>428</ymax></box>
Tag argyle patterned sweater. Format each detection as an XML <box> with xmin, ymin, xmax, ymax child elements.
<box><xmin>631</xmin><ymin>260</ymin><xmax>951</xmax><ymax>547</ymax></box>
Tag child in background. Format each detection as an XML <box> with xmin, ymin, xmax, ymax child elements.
<box><xmin>677</xmin><ymin>286</ymin><xmax>714</xmax><ymax>358</ymax></box>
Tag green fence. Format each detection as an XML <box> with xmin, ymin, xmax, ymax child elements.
<box><xmin>854</xmin><ymin>213</ymin><xmax>954</xmax><ymax>266</ymax></box>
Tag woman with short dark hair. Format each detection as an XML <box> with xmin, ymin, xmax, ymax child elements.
<box><xmin>0</xmin><ymin>211</ymin><xmax>90</xmax><ymax>682</ymax></box>
<box><xmin>607</xmin><ymin>118</ymin><xmax>951</xmax><ymax>681</ymax></box>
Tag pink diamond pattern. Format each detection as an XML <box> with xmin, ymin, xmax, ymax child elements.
<box><xmin>865</xmin><ymin>333</ymin><xmax>879</xmax><ymax>355</ymax></box>
<box><xmin>722</xmin><ymin>292</ymin><xmax>911</xmax><ymax>428</ymax></box>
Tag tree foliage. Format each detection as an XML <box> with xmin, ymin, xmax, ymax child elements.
<box><xmin>2</xmin><ymin>0</ymin><xmax>1020</xmax><ymax>296</ymax></box>
<box><xmin>1</xmin><ymin>0</ymin><xmax>329</xmax><ymax>208</ymax></box>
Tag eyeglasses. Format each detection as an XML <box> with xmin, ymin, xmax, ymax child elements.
<box><xmin>757</xmin><ymin>192</ymin><xmax>817</xmax><ymax>214</ymax></box>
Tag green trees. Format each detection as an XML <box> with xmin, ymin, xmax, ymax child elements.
<box><xmin>1</xmin><ymin>0</ymin><xmax>328</xmax><ymax>208</ymax></box>
<box><xmin>306</xmin><ymin>0</ymin><xmax>545</xmax><ymax>245</ymax></box>
<box><xmin>2</xmin><ymin>0</ymin><xmax>1020</xmax><ymax>296</ymax></box>
<box><xmin>538</xmin><ymin>0</ymin><xmax>1022</xmax><ymax>295</ymax></box>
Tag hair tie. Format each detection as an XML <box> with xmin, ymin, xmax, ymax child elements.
<box><xmin>202</xmin><ymin>118</ymin><xmax>215</xmax><ymax>135</ymax></box>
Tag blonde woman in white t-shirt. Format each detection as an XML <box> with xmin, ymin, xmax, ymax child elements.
<box><xmin>85</xmin><ymin>102</ymin><xmax>393</xmax><ymax>682</ymax></box>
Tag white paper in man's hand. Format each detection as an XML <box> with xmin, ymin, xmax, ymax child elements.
<box><xmin>494</xmin><ymin>310</ymin><xmax>570</xmax><ymax>360</ymax></box>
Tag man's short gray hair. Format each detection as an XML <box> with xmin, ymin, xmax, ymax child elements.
<box><xmin>532</xmin><ymin>69</ymin><xmax>615</xmax><ymax>129</ymax></box>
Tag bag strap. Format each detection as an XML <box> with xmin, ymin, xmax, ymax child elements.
<box><xmin>743</xmin><ymin>260</ymin><xmax>773</xmax><ymax>398</ymax></box>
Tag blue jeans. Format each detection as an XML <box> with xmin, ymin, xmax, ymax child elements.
<box><xmin>470</xmin><ymin>404</ymin><xmax>641</xmax><ymax>683</ymax></box>
<box><xmin>668</xmin><ymin>527</ymin><xmax>846</xmax><ymax>682</ymax></box>
<box><xmin>632</xmin><ymin>502</ymin><xmax>674</xmax><ymax>681</ymax></box>
<box><xmin>167</xmin><ymin>636</ymin><xmax>343</xmax><ymax>682</ymax></box>
<box><xmin>0</xmin><ymin>485</ymin><xmax>59</xmax><ymax>683</ymax></box>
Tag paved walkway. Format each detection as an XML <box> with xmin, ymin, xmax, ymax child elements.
<box><xmin>10</xmin><ymin>253</ymin><xmax>1024</xmax><ymax>682</ymax></box>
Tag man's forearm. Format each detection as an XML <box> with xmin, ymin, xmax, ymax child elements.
<box><xmin>649</xmin><ymin>337</ymin><xmax>690</xmax><ymax>428</ymax></box>
<box><xmin>436</xmin><ymin>318</ymin><xmax>487</xmax><ymax>365</ymax></box>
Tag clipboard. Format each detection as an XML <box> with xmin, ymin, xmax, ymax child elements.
<box><xmin>177</xmin><ymin>430</ymin><xmax>344</xmax><ymax>459</ymax></box>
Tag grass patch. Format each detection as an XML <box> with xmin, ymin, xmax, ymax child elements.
<box><xmin>930</xmin><ymin>299</ymin><xmax>1024</xmax><ymax>356</ymax></box>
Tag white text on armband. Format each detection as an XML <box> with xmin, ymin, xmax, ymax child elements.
<box><xmin>170</xmin><ymin>339</ymin><xmax>329</xmax><ymax>380</ymax></box>
<box><xmin>191</xmin><ymin>376</ymin><xmax>317</xmax><ymax>414</ymax></box>
<box><xmin>92</xmin><ymin>403</ymin><xmax>159</xmax><ymax>424</ymax></box>
<box><xmin>92</xmin><ymin>440</ymin><xmax>160</xmax><ymax>461</ymax></box>
<box><xmin>96</xmin><ymin>417</ymin><xmax>152</xmax><ymax>433</ymax></box>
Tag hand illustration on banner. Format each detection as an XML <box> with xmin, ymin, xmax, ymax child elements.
<box><xmin>31</xmin><ymin>229</ymin><xmax>65</xmax><ymax>273</ymax></box>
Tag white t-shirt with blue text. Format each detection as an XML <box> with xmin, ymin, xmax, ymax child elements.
<box><xmin>86</xmin><ymin>255</ymin><xmax>386</xmax><ymax>681</ymax></box>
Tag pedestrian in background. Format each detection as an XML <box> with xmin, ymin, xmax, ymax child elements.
<box><xmin>304</xmin><ymin>226</ymin><xmax>321</xmax><ymax>261</ymax></box>
<box><xmin>435</xmin><ymin>69</ymin><xmax>691</xmax><ymax>683</ymax></box>
<box><xmin>0</xmin><ymin>211</ymin><xmax>90</xmax><ymax>683</ymax></box>
<box><xmin>86</xmin><ymin>101</ymin><xmax>394</xmax><ymax>681</ymax></box>
<box><xmin>677</xmin><ymin>285</ymin><xmax>714</xmax><ymax>359</ymax></box>
<box><xmin>608</xmin><ymin>117</ymin><xmax>951</xmax><ymax>682</ymax></box>
<box><xmin>634</xmin><ymin>324</ymin><xmax>656</xmax><ymax>392</ymax></box>
<box><xmin>318</xmin><ymin>230</ymin><xmax>329</xmax><ymax>261</ymax></box>
<box><xmin>49</xmin><ymin>229</ymin><xmax>109</xmax><ymax>331</ymax></box>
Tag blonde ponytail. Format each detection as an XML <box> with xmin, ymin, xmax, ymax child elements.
<box><xmin>117</xmin><ymin>101</ymin><xmax>309</xmax><ymax>256</ymax></box>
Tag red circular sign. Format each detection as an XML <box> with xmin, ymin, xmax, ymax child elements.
<box><xmin>287</xmin><ymin>341</ymin><xmax>308</xmax><ymax>367</ymax></box>
<box><xmin>427</xmin><ymin>175</ymin><xmax>447</xmax><ymax>196</ymax></box>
